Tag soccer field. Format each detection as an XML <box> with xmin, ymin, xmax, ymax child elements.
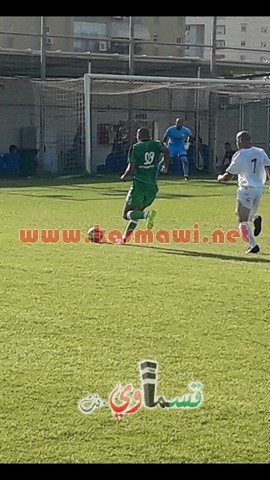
<box><xmin>0</xmin><ymin>175</ymin><xmax>269</xmax><ymax>464</ymax></box>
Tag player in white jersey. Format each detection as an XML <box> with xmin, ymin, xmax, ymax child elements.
<box><xmin>217</xmin><ymin>130</ymin><xmax>270</xmax><ymax>254</ymax></box>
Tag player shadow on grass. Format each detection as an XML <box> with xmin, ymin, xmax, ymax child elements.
<box><xmin>102</xmin><ymin>191</ymin><xmax>224</xmax><ymax>199</ymax></box>
<box><xmin>122</xmin><ymin>243</ymin><xmax>270</xmax><ymax>263</ymax></box>
<box><xmin>8</xmin><ymin>192</ymin><xmax>119</xmax><ymax>202</ymax></box>
<box><xmin>8</xmin><ymin>192</ymin><xmax>73</xmax><ymax>199</ymax></box>
<box><xmin>0</xmin><ymin>174</ymin><xmax>122</xmax><ymax>189</ymax></box>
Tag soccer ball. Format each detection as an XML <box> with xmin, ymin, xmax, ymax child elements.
<box><xmin>87</xmin><ymin>226</ymin><xmax>103</xmax><ymax>243</ymax></box>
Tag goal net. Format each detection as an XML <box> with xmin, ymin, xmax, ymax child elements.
<box><xmin>84</xmin><ymin>73</ymin><xmax>270</xmax><ymax>175</ymax></box>
<box><xmin>32</xmin><ymin>78</ymin><xmax>85</xmax><ymax>175</ymax></box>
<box><xmin>31</xmin><ymin>73</ymin><xmax>270</xmax><ymax>175</ymax></box>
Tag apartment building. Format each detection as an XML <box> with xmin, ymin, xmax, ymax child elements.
<box><xmin>0</xmin><ymin>16</ymin><xmax>186</xmax><ymax>57</ymax></box>
<box><xmin>141</xmin><ymin>17</ymin><xmax>185</xmax><ymax>57</ymax></box>
<box><xmin>185</xmin><ymin>16</ymin><xmax>270</xmax><ymax>64</ymax></box>
<box><xmin>0</xmin><ymin>17</ymin><xmax>74</xmax><ymax>51</ymax></box>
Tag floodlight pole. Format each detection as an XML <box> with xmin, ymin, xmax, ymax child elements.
<box><xmin>40</xmin><ymin>16</ymin><xmax>47</xmax><ymax>80</ymax></box>
<box><xmin>128</xmin><ymin>16</ymin><xmax>135</xmax><ymax>146</ymax></box>
<box><xmin>208</xmin><ymin>16</ymin><xmax>218</xmax><ymax>174</ymax></box>
<box><xmin>129</xmin><ymin>16</ymin><xmax>135</xmax><ymax>75</ymax></box>
<box><xmin>210</xmin><ymin>16</ymin><xmax>217</xmax><ymax>78</ymax></box>
<box><xmin>39</xmin><ymin>16</ymin><xmax>47</xmax><ymax>173</ymax></box>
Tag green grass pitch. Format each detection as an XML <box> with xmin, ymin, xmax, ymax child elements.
<box><xmin>0</xmin><ymin>175</ymin><xmax>269</xmax><ymax>463</ymax></box>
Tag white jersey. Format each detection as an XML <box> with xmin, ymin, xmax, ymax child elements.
<box><xmin>227</xmin><ymin>146</ymin><xmax>270</xmax><ymax>189</ymax></box>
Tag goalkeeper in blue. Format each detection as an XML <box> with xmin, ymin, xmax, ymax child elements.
<box><xmin>162</xmin><ymin>117</ymin><xmax>192</xmax><ymax>181</ymax></box>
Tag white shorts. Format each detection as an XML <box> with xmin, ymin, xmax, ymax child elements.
<box><xmin>237</xmin><ymin>187</ymin><xmax>263</xmax><ymax>214</ymax></box>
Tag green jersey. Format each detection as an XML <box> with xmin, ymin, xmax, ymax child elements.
<box><xmin>129</xmin><ymin>139</ymin><xmax>163</xmax><ymax>185</ymax></box>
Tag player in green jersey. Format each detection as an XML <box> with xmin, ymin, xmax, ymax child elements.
<box><xmin>117</xmin><ymin>127</ymin><xmax>170</xmax><ymax>244</ymax></box>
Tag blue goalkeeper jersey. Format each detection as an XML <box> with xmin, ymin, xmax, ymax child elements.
<box><xmin>164</xmin><ymin>125</ymin><xmax>192</xmax><ymax>156</ymax></box>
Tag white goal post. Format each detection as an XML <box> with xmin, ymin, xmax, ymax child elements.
<box><xmin>84</xmin><ymin>72</ymin><xmax>270</xmax><ymax>174</ymax></box>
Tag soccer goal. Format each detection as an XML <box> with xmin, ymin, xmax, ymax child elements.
<box><xmin>30</xmin><ymin>73</ymin><xmax>270</xmax><ymax>175</ymax></box>
<box><xmin>84</xmin><ymin>73</ymin><xmax>270</xmax><ymax>175</ymax></box>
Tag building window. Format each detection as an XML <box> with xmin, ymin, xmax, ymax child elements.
<box><xmin>176</xmin><ymin>37</ymin><xmax>182</xmax><ymax>44</ymax></box>
<box><xmin>74</xmin><ymin>21</ymin><xmax>107</xmax><ymax>52</ymax></box>
<box><xmin>241</xmin><ymin>40</ymin><xmax>246</xmax><ymax>46</ymax></box>
<box><xmin>216</xmin><ymin>40</ymin><xmax>225</xmax><ymax>48</ymax></box>
<box><xmin>240</xmin><ymin>24</ymin><xmax>247</xmax><ymax>32</ymax></box>
<box><xmin>215</xmin><ymin>53</ymin><xmax>226</xmax><ymax>59</ymax></box>
<box><xmin>261</xmin><ymin>26</ymin><xmax>268</xmax><ymax>33</ymax></box>
<box><xmin>240</xmin><ymin>55</ymin><xmax>246</xmax><ymax>61</ymax></box>
<box><xmin>216</xmin><ymin>25</ymin><xmax>226</xmax><ymax>35</ymax></box>
<box><xmin>261</xmin><ymin>42</ymin><xmax>267</xmax><ymax>48</ymax></box>
<box><xmin>153</xmin><ymin>34</ymin><xmax>158</xmax><ymax>42</ymax></box>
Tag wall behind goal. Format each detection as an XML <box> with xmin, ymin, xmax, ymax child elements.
<box><xmin>84</xmin><ymin>75</ymin><xmax>270</xmax><ymax>174</ymax></box>
<box><xmin>89</xmin><ymin>87</ymin><xmax>199</xmax><ymax>171</ymax></box>
<box><xmin>0</xmin><ymin>76</ymin><xmax>270</xmax><ymax>176</ymax></box>
<box><xmin>0</xmin><ymin>78</ymin><xmax>36</xmax><ymax>155</ymax></box>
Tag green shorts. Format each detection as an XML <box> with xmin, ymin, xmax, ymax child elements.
<box><xmin>126</xmin><ymin>181</ymin><xmax>158</xmax><ymax>209</ymax></box>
